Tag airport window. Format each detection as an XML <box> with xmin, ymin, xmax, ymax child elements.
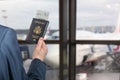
<box><xmin>77</xmin><ymin>0</ymin><xmax>120</xmax><ymax>38</ymax></box>
<box><xmin>76</xmin><ymin>0</ymin><xmax>120</xmax><ymax>80</ymax></box>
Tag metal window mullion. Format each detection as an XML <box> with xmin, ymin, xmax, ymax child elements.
<box><xmin>69</xmin><ymin>0</ymin><xmax>76</xmax><ymax>80</ymax></box>
<box><xmin>59</xmin><ymin>0</ymin><xmax>69</xmax><ymax>80</ymax></box>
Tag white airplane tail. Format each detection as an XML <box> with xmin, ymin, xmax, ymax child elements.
<box><xmin>114</xmin><ymin>13</ymin><xmax>120</xmax><ymax>33</ymax></box>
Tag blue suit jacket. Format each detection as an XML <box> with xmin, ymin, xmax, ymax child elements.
<box><xmin>0</xmin><ymin>25</ymin><xmax>46</xmax><ymax>80</ymax></box>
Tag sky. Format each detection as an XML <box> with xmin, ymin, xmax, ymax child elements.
<box><xmin>77</xmin><ymin>0</ymin><xmax>120</xmax><ymax>28</ymax></box>
<box><xmin>0</xmin><ymin>0</ymin><xmax>59</xmax><ymax>29</ymax></box>
<box><xmin>0</xmin><ymin>0</ymin><xmax>120</xmax><ymax>30</ymax></box>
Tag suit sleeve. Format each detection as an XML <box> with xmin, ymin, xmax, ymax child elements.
<box><xmin>27</xmin><ymin>59</ymin><xmax>46</xmax><ymax>80</ymax></box>
<box><xmin>1</xmin><ymin>28</ymin><xmax>46</xmax><ymax>80</ymax></box>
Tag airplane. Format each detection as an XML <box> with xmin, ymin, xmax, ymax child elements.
<box><xmin>44</xmin><ymin>13</ymin><xmax>120</xmax><ymax>69</ymax></box>
<box><xmin>45</xmin><ymin>30</ymin><xmax>109</xmax><ymax>68</ymax></box>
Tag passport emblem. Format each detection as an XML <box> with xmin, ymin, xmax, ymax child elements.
<box><xmin>33</xmin><ymin>26</ymin><xmax>42</xmax><ymax>34</ymax></box>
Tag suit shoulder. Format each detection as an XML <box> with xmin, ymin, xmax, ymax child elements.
<box><xmin>0</xmin><ymin>25</ymin><xmax>16</xmax><ymax>34</ymax></box>
<box><xmin>0</xmin><ymin>25</ymin><xmax>16</xmax><ymax>44</ymax></box>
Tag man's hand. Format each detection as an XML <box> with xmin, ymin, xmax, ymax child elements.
<box><xmin>32</xmin><ymin>37</ymin><xmax>48</xmax><ymax>61</ymax></box>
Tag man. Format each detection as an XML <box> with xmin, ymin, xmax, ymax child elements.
<box><xmin>0</xmin><ymin>25</ymin><xmax>48</xmax><ymax>80</ymax></box>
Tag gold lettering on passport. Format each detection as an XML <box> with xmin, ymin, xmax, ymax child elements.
<box><xmin>32</xmin><ymin>35</ymin><xmax>39</xmax><ymax>39</ymax></box>
<box><xmin>34</xmin><ymin>20</ymin><xmax>45</xmax><ymax>24</ymax></box>
<box><xmin>33</xmin><ymin>26</ymin><xmax>42</xmax><ymax>34</ymax></box>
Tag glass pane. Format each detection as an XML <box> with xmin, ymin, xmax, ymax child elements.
<box><xmin>20</xmin><ymin>44</ymin><xmax>60</xmax><ymax>80</ymax></box>
<box><xmin>0</xmin><ymin>0</ymin><xmax>59</xmax><ymax>40</ymax></box>
<box><xmin>76</xmin><ymin>44</ymin><xmax>120</xmax><ymax>80</ymax></box>
<box><xmin>77</xmin><ymin>0</ymin><xmax>120</xmax><ymax>40</ymax></box>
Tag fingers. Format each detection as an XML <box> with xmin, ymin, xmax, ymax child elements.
<box><xmin>38</xmin><ymin>37</ymin><xmax>44</xmax><ymax>44</ymax></box>
<box><xmin>42</xmin><ymin>40</ymin><xmax>48</xmax><ymax>52</ymax></box>
<box><xmin>36</xmin><ymin>37</ymin><xmax>44</xmax><ymax>49</ymax></box>
<box><xmin>36</xmin><ymin>37</ymin><xmax>47</xmax><ymax>51</ymax></box>
<box><xmin>32</xmin><ymin>37</ymin><xmax>47</xmax><ymax>61</ymax></box>
<box><xmin>42</xmin><ymin>40</ymin><xmax>46</xmax><ymax>47</ymax></box>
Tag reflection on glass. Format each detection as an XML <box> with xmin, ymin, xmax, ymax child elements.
<box><xmin>77</xmin><ymin>0</ymin><xmax>120</xmax><ymax>40</ymax></box>
<box><xmin>76</xmin><ymin>44</ymin><xmax>120</xmax><ymax>80</ymax></box>
<box><xmin>0</xmin><ymin>0</ymin><xmax>59</xmax><ymax>40</ymax></box>
<box><xmin>20</xmin><ymin>44</ymin><xmax>59</xmax><ymax>80</ymax></box>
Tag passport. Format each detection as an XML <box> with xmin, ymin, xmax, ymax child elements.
<box><xmin>26</xmin><ymin>18</ymin><xmax>49</xmax><ymax>43</ymax></box>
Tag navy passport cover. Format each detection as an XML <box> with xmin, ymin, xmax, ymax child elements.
<box><xmin>26</xmin><ymin>18</ymin><xmax>49</xmax><ymax>43</ymax></box>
